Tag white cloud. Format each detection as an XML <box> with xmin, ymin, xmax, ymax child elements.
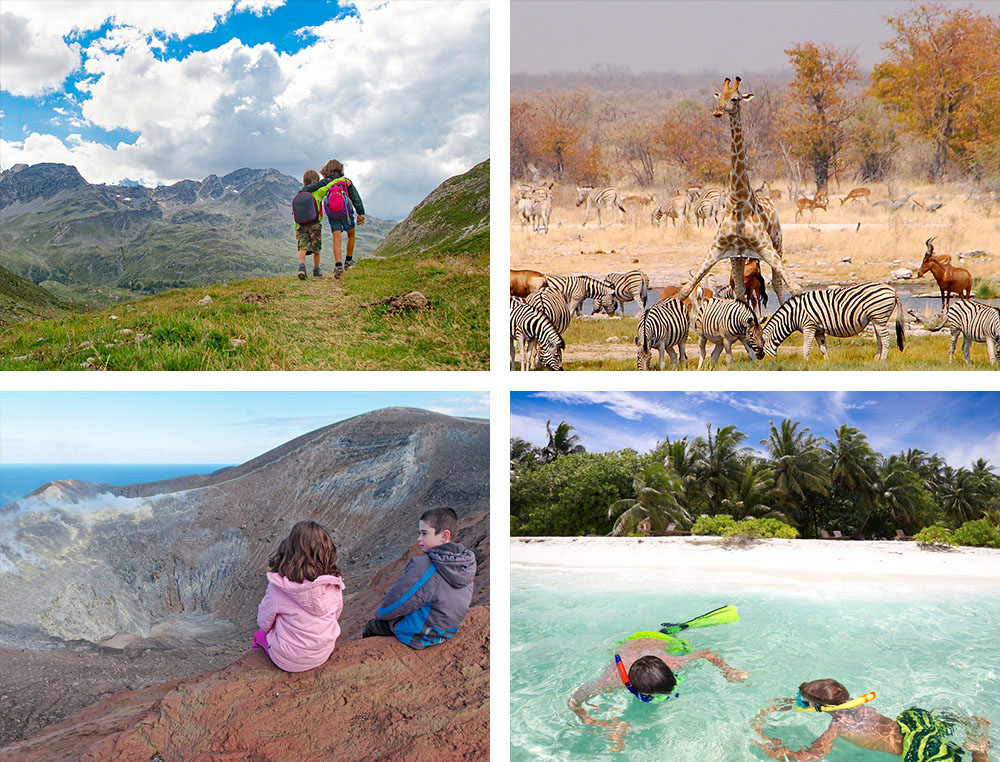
<box><xmin>0</xmin><ymin>1</ymin><xmax>488</xmax><ymax>220</ymax></box>
<box><xmin>531</xmin><ymin>391</ymin><xmax>695</xmax><ymax>422</ymax></box>
<box><xmin>0</xmin><ymin>12</ymin><xmax>80</xmax><ymax>96</ymax></box>
<box><xmin>2</xmin><ymin>1</ymin><xmax>236</xmax><ymax>39</ymax></box>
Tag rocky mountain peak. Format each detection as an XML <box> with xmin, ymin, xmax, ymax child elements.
<box><xmin>0</xmin><ymin>163</ymin><xmax>90</xmax><ymax>208</ymax></box>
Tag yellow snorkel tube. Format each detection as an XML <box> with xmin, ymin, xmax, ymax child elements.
<box><xmin>795</xmin><ymin>690</ymin><xmax>876</xmax><ymax>713</ymax></box>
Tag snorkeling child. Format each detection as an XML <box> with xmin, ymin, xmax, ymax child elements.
<box><xmin>319</xmin><ymin>159</ymin><xmax>365</xmax><ymax>279</ymax></box>
<box><xmin>362</xmin><ymin>506</ymin><xmax>475</xmax><ymax>649</ymax></box>
<box><xmin>569</xmin><ymin>628</ymin><xmax>749</xmax><ymax>752</ymax></box>
<box><xmin>293</xmin><ymin>169</ymin><xmax>334</xmax><ymax>279</ymax></box>
<box><xmin>751</xmin><ymin>678</ymin><xmax>992</xmax><ymax>761</ymax></box>
<box><xmin>253</xmin><ymin>520</ymin><xmax>345</xmax><ymax>672</ymax></box>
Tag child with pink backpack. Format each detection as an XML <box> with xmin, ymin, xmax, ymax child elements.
<box><xmin>319</xmin><ymin>159</ymin><xmax>366</xmax><ymax>279</ymax></box>
<box><xmin>253</xmin><ymin>521</ymin><xmax>345</xmax><ymax>672</ymax></box>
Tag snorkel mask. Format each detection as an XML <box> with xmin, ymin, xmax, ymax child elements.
<box><xmin>614</xmin><ymin>654</ymin><xmax>681</xmax><ymax>703</ymax></box>
<box><xmin>795</xmin><ymin>689</ymin><xmax>876</xmax><ymax>713</ymax></box>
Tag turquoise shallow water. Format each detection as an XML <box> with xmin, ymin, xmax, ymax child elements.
<box><xmin>511</xmin><ymin>565</ymin><xmax>1000</xmax><ymax>761</ymax></box>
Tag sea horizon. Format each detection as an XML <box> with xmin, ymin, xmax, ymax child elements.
<box><xmin>0</xmin><ymin>463</ymin><xmax>233</xmax><ymax>507</ymax></box>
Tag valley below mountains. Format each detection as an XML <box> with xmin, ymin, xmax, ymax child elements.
<box><xmin>0</xmin><ymin>408</ymin><xmax>489</xmax><ymax>751</ymax></box>
<box><xmin>0</xmin><ymin>163</ymin><xmax>394</xmax><ymax>305</ymax></box>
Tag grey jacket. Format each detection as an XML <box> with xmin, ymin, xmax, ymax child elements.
<box><xmin>374</xmin><ymin>542</ymin><xmax>476</xmax><ymax>649</ymax></box>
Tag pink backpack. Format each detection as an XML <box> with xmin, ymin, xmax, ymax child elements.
<box><xmin>323</xmin><ymin>180</ymin><xmax>352</xmax><ymax>221</ymax></box>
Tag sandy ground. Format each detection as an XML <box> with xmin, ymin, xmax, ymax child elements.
<box><xmin>511</xmin><ymin>536</ymin><xmax>1000</xmax><ymax>587</ymax></box>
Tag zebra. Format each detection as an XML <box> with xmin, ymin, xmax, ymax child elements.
<box><xmin>576</xmin><ymin>186</ymin><xmax>625</xmax><ymax>226</ymax></box>
<box><xmin>529</xmin><ymin>185</ymin><xmax>552</xmax><ymax>233</ymax></box>
<box><xmin>761</xmin><ymin>283</ymin><xmax>904</xmax><ymax>360</ymax></box>
<box><xmin>927</xmin><ymin>299</ymin><xmax>1000</xmax><ymax>365</ymax></box>
<box><xmin>546</xmin><ymin>274</ymin><xmax>617</xmax><ymax>316</ymax></box>
<box><xmin>693</xmin><ymin>191</ymin><xmax>724</xmax><ymax>228</ymax></box>
<box><xmin>526</xmin><ymin>286</ymin><xmax>571</xmax><ymax>335</ymax></box>
<box><xmin>636</xmin><ymin>298</ymin><xmax>690</xmax><ymax>370</ymax></box>
<box><xmin>692</xmin><ymin>298</ymin><xmax>764</xmax><ymax>369</ymax></box>
<box><xmin>510</xmin><ymin>296</ymin><xmax>564</xmax><ymax>371</ymax></box>
<box><xmin>515</xmin><ymin>195</ymin><xmax>534</xmax><ymax>230</ymax></box>
<box><xmin>593</xmin><ymin>270</ymin><xmax>649</xmax><ymax>315</ymax></box>
<box><xmin>651</xmin><ymin>194</ymin><xmax>688</xmax><ymax>226</ymax></box>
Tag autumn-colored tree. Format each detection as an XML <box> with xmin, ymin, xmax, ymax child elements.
<box><xmin>511</xmin><ymin>99</ymin><xmax>540</xmax><ymax>181</ymax></box>
<box><xmin>651</xmin><ymin>100</ymin><xmax>728</xmax><ymax>183</ymax></box>
<box><xmin>843</xmin><ymin>100</ymin><xmax>899</xmax><ymax>182</ymax></box>
<box><xmin>871</xmin><ymin>3</ymin><xmax>1000</xmax><ymax>183</ymax></box>
<box><xmin>610</xmin><ymin>114</ymin><xmax>656</xmax><ymax>187</ymax></box>
<box><xmin>534</xmin><ymin>89</ymin><xmax>591</xmax><ymax>179</ymax></box>
<box><xmin>782</xmin><ymin>42</ymin><xmax>861</xmax><ymax>192</ymax></box>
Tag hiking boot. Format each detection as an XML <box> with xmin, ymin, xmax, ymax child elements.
<box><xmin>334</xmin><ymin>263</ymin><xmax>344</xmax><ymax>280</ymax></box>
<box><xmin>344</xmin><ymin>257</ymin><xmax>354</xmax><ymax>270</ymax></box>
<box><xmin>313</xmin><ymin>267</ymin><xmax>322</xmax><ymax>278</ymax></box>
<box><xmin>297</xmin><ymin>263</ymin><xmax>307</xmax><ymax>280</ymax></box>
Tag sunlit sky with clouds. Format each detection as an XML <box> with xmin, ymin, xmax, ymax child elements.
<box><xmin>0</xmin><ymin>391</ymin><xmax>489</xmax><ymax>463</ymax></box>
<box><xmin>0</xmin><ymin>0</ymin><xmax>489</xmax><ymax>220</ymax></box>
<box><xmin>511</xmin><ymin>392</ymin><xmax>1000</xmax><ymax>468</ymax></box>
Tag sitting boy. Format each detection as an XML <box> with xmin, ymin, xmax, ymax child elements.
<box><xmin>363</xmin><ymin>506</ymin><xmax>475</xmax><ymax>649</ymax></box>
<box><xmin>569</xmin><ymin>632</ymin><xmax>749</xmax><ymax>751</ymax></box>
<box><xmin>752</xmin><ymin>678</ymin><xmax>992</xmax><ymax>761</ymax></box>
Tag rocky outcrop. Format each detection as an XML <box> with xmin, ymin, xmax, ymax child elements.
<box><xmin>0</xmin><ymin>408</ymin><xmax>489</xmax><ymax>648</ymax></box>
<box><xmin>1</xmin><ymin>607</ymin><xmax>489</xmax><ymax>762</ymax></box>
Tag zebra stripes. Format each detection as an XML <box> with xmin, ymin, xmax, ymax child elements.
<box><xmin>546</xmin><ymin>274</ymin><xmax>616</xmax><ymax>316</ymax></box>
<box><xmin>694</xmin><ymin>191</ymin><xmax>724</xmax><ymax>227</ymax></box>
<box><xmin>510</xmin><ymin>296</ymin><xmax>564</xmax><ymax>371</ymax></box>
<box><xmin>762</xmin><ymin>283</ymin><xmax>904</xmax><ymax>360</ymax></box>
<box><xmin>526</xmin><ymin>286</ymin><xmax>571</xmax><ymax>335</ymax></box>
<box><xmin>693</xmin><ymin>298</ymin><xmax>764</xmax><ymax>369</ymax></box>
<box><xmin>594</xmin><ymin>270</ymin><xmax>649</xmax><ymax>315</ymax></box>
<box><xmin>929</xmin><ymin>299</ymin><xmax>1000</xmax><ymax>365</ymax></box>
<box><xmin>514</xmin><ymin>185</ymin><xmax>552</xmax><ymax>233</ymax></box>
<box><xmin>636</xmin><ymin>298</ymin><xmax>690</xmax><ymax>370</ymax></box>
<box><xmin>576</xmin><ymin>186</ymin><xmax>625</xmax><ymax>226</ymax></box>
<box><xmin>651</xmin><ymin>194</ymin><xmax>688</xmax><ymax>226</ymax></box>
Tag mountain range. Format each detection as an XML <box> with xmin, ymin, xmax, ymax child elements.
<box><xmin>0</xmin><ymin>163</ymin><xmax>395</xmax><ymax>304</ymax></box>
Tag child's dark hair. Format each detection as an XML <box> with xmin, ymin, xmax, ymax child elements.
<box><xmin>269</xmin><ymin>520</ymin><xmax>341</xmax><ymax>582</ymax></box>
<box><xmin>321</xmin><ymin>159</ymin><xmax>344</xmax><ymax>179</ymax></box>
<box><xmin>419</xmin><ymin>506</ymin><xmax>458</xmax><ymax>538</ymax></box>
<box><xmin>629</xmin><ymin>655</ymin><xmax>677</xmax><ymax>694</ymax></box>
<box><xmin>303</xmin><ymin>169</ymin><xmax>319</xmax><ymax>185</ymax></box>
<box><xmin>799</xmin><ymin>679</ymin><xmax>849</xmax><ymax>707</ymax></box>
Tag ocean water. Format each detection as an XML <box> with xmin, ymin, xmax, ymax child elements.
<box><xmin>0</xmin><ymin>463</ymin><xmax>231</xmax><ymax>506</ymax></box>
<box><xmin>511</xmin><ymin>565</ymin><xmax>1000</xmax><ymax>761</ymax></box>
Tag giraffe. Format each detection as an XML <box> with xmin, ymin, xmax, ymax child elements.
<box><xmin>678</xmin><ymin>77</ymin><xmax>800</xmax><ymax>305</ymax></box>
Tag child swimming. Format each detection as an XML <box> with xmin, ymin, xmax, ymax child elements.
<box><xmin>751</xmin><ymin>678</ymin><xmax>992</xmax><ymax>761</ymax></box>
<box><xmin>569</xmin><ymin>630</ymin><xmax>749</xmax><ymax>752</ymax></box>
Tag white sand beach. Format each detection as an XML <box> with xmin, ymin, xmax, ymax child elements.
<box><xmin>511</xmin><ymin>536</ymin><xmax>1000</xmax><ymax>588</ymax></box>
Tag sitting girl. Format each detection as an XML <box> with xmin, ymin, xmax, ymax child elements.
<box><xmin>253</xmin><ymin>520</ymin><xmax>346</xmax><ymax>672</ymax></box>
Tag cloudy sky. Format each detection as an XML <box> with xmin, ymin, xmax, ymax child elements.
<box><xmin>511</xmin><ymin>391</ymin><xmax>1000</xmax><ymax>468</ymax></box>
<box><xmin>0</xmin><ymin>0</ymin><xmax>489</xmax><ymax>220</ymax></box>
<box><xmin>512</xmin><ymin>0</ymin><xmax>999</xmax><ymax>75</ymax></box>
<box><xmin>0</xmin><ymin>391</ymin><xmax>489</xmax><ymax>463</ymax></box>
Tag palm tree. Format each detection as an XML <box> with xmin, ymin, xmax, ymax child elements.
<box><xmin>657</xmin><ymin>436</ymin><xmax>700</xmax><ymax>511</ymax></box>
<box><xmin>691</xmin><ymin>424</ymin><xmax>750</xmax><ymax>512</ymax></box>
<box><xmin>763</xmin><ymin>420</ymin><xmax>831</xmax><ymax>535</ymax></box>
<box><xmin>826</xmin><ymin>424</ymin><xmax>881</xmax><ymax>535</ymax></box>
<box><xmin>877</xmin><ymin>459</ymin><xmax>928</xmax><ymax>530</ymax></box>
<box><xmin>940</xmin><ymin>467</ymin><xmax>991</xmax><ymax>524</ymax></box>
<box><xmin>719</xmin><ymin>463</ymin><xmax>790</xmax><ymax>522</ymax></box>
<box><xmin>539</xmin><ymin>420</ymin><xmax>585</xmax><ymax>463</ymax></box>
<box><xmin>608</xmin><ymin>463</ymin><xmax>692</xmax><ymax>535</ymax></box>
<box><xmin>510</xmin><ymin>437</ymin><xmax>538</xmax><ymax>471</ymax></box>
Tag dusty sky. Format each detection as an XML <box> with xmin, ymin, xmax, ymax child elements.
<box><xmin>511</xmin><ymin>0</ymin><xmax>1000</xmax><ymax>75</ymax></box>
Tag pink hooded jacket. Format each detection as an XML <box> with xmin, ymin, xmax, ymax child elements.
<box><xmin>256</xmin><ymin>572</ymin><xmax>345</xmax><ymax>672</ymax></box>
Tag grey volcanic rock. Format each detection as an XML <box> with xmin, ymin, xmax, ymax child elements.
<box><xmin>0</xmin><ymin>408</ymin><xmax>488</xmax><ymax>649</ymax></box>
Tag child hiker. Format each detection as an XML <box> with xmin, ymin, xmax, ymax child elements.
<box><xmin>253</xmin><ymin>520</ymin><xmax>345</xmax><ymax>672</ymax></box>
<box><xmin>362</xmin><ymin>506</ymin><xmax>475</xmax><ymax>648</ymax></box>
<box><xmin>319</xmin><ymin>159</ymin><xmax>365</xmax><ymax>280</ymax></box>
<box><xmin>292</xmin><ymin>170</ymin><xmax>335</xmax><ymax>279</ymax></box>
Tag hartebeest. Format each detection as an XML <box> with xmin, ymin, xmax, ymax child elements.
<box><xmin>918</xmin><ymin>238</ymin><xmax>972</xmax><ymax>311</ymax></box>
<box><xmin>841</xmin><ymin>187</ymin><xmax>871</xmax><ymax>205</ymax></box>
<box><xmin>728</xmin><ymin>259</ymin><xmax>768</xmax><ymax>315</ymax></box>
<box><xmin>510</xmin><ymin>269</ymin><xmax>547</xmax><ymax>298</ymax></box>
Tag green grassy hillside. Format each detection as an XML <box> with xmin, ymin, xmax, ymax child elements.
<box><xmin>0</xmin><ymin>265</ymin><xmax>88</xmax><ymax>327</ymax></box>
<box><xmin>0</xmin><ymin>161</ymin><xmax>489</xmax><ymax>370</ymax></box>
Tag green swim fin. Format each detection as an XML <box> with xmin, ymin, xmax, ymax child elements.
<box><xmin>660</xmin><ymin>605</ymin><xmax>739</xmax><ymax>634</ymax></box>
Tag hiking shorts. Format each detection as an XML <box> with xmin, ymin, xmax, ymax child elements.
<box><xmin>327</xmin><ymin>213</ymin><xmax>356</xmax><ymax>233</ymax></box>
<box><xmin>295</xmin><ymin>221</ymin><xmax>322</xmax><ymax>252</ymax></box>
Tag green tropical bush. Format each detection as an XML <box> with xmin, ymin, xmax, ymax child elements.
<box><xmin>952</xmin><ymin>519</ymin><xmax>1000</xmax><ymax>548</ymax></box>
<box><xmin>691</xmin><ymin>515</ymin><xmax>798</xmax><ymax>539</ymax></box>
<box><xmin>913</xmin><ymin>525</ymin><xmax>956</xmax><ymax>546</ymax></box>
<box><xmin>691</xmin><ymin>514</ymin><xmax>737</xmax><ymax>535</ymax></box>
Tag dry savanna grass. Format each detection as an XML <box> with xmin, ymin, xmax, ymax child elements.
<box><xmin>511</xmin><ymin>182</ymin><xmax>999</xmax><ymax>370</ymax></box>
